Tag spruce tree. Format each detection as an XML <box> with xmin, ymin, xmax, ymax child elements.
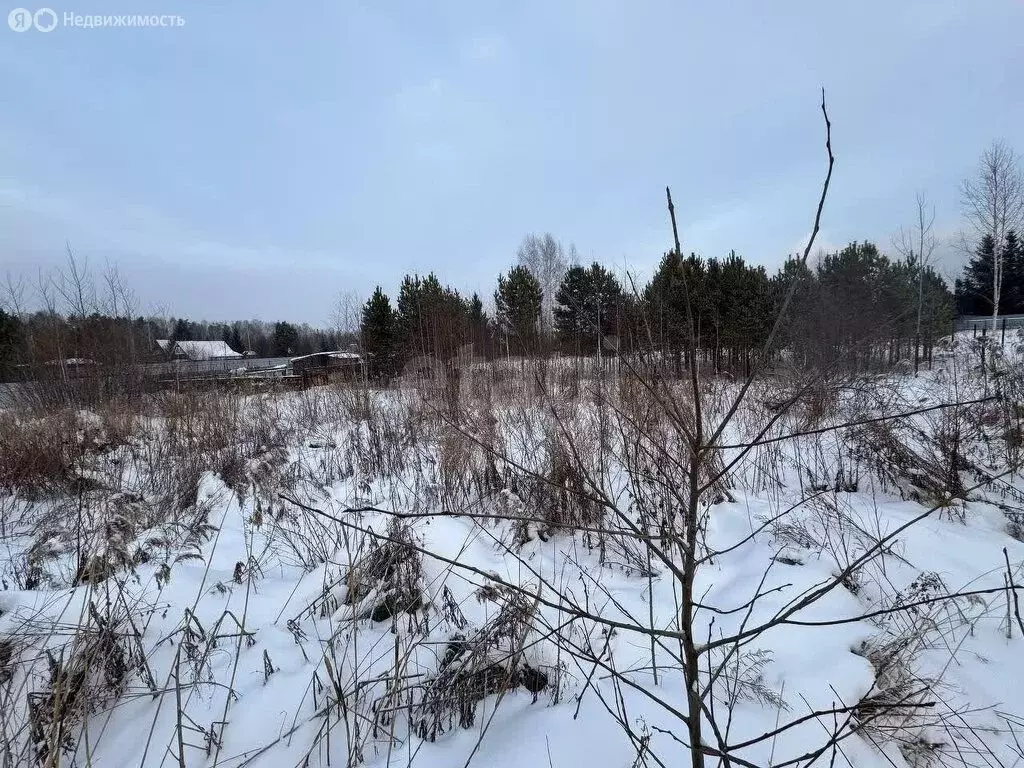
<box><xmin>1002</xmin><ymin>231</ymin><xmax>1024</xmax><ymax>314</ymax></box>
<box><xmin>956</xmin><ymin>234</ymin><xmax>997</xmax><ymax>316</ymax></box>
<box><xmin>271</xmin><ymin>321</ymin><xmax>299</xmax><ymax>357</ymax></box>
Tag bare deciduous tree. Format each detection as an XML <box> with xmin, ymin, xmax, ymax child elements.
<box><xmin>332</xmin><ymin>289</ymin><xmax>364</xmax><ymax>346</ymax></box>
<box><xmin>2</xmin><ymin>272</ymin><xmax>27</xmax><ymax>317</ymax></box>
<box><xmin>960</xmin><ymin>141</ymin><xmax>1024</xmax><ymax>330</ymax></box>
<box><xmin>517</xmin><ymin>233</ymin><xmax>570</xmax><ymax>341</ymax></box>
<box><xmin>53</xmin><ymin>244</ymin><xmax>96</xmax><ymax>320</ymax></box>
<box><xmin>893</xmin><ymin>191</ymin><xmax>937</xmax><ymax>372</ymax></box>
<box><xmin>101</xmin><ymin>260</ymin><xmax>137</xmax><ymax>322</ymax></box>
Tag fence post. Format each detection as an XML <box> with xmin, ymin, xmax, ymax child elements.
<box><xmin>981</xmin><ymin>325</ymin><xmax>987</xmax><ymax>376</ymax></box>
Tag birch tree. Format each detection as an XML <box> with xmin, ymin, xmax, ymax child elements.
<box><xmin>517</xmin><ymin>233</ymin><xmax>569</xmax><ymax>342</ymax></box>
<box><xmin>961</xmin><ymin>141</ymin><xmax>1024</xmax><ymax>330</ymax></box>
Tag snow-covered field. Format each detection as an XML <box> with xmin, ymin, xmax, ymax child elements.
<box><xmin>2</xmin><ymin>336</ymin><xmax>1024</xmax><ymax>767</ymax></box>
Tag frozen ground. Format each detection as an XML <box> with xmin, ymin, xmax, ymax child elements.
<box><xmin>2</xmin><ymin>335</ymin><xmax>1024</xmax><ymax>767</ymax></box>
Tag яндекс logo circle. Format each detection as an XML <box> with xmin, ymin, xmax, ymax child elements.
<box><xmin>8</xmin><ymin>7</ymin><xmax>34</xmax><ymax>30</ymax></box>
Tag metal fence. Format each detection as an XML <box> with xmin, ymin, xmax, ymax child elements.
<box><xmin>0</xmin><ymin>357</ymin><xmax>296</xmax><ymax>407</ymax></box>
<box><xmin>954</xmin><ymin>314</ymin><xmax>1024</xmax><ymax>332</ymax></box>
<box><xmin>141</xmin><ymin>356</ymin><xmax>292</xmax><ymax>378</ymax></box>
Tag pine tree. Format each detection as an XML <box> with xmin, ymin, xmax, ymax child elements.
<box><xmin>360</xmin><ymin>287</ymin><xmax>398</xmax><ymax>377</ymax></box>
<box><xmin>643</xmin><ymin>251</ymin><xmax>697</xmax><ymax>374</ymax></box>
<box><xmin>468</xmin><ymin>293</ymin><xmax>491</xmax><ymax>359</ymax></box>
<box><xmin>553</xmin><ymin>263</ymin><xmax>621</xmax><ymax>353</ymax></box>
<box><xmin>717</xmin><ymin>252</ymin><xmax>771</xmax><ymax>366</ymax></box>
<box><xmin>920</xmin><ymin>265</ymin><xmax>955</xmax><ymax>344</ymax></box>
<box><xmin>494</xmin><ymin>265</ymin><xmax>542</xmax><ymax>353</ymax></box>
<box><xmin>395</xmin><ymin>273</ymin><xmax>469</xmax><ymax>361</ymax></box>
<box><xmin>816</xmin><ymin>242</ymin><xmax>887</xmax><ymax>364</ymax></box>
<box><xmin>770</xmin><ymin>256</ymin><xmax>817</xmax><ymax>360</ymax></box>
<box><xmin>958</xmin><ymin>230</ymin><xmax>1024</xmax><ymax>316</ymax></box>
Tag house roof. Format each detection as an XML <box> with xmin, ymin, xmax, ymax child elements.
<box><xmin>160</xmin><ymin>340</ymin><xmax>241</xmax><ymax>360</ymax></box>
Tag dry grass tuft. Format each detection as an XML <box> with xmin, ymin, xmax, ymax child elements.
<box><xmin>319</xmin><ymin>519</ymin><xmax>426</xmax><ymax>623</ymax></box>
<box><xmin>413</xmin><ymin>585</ymin><xmax>546</xmax><ymax>741</ymax></box>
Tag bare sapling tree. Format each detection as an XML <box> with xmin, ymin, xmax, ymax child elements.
<box><xmin>960</xmin><ymin>140</ymin><xmax>1024</xmax><ymax>331</ymax></box>
<box><xmin>621</xmin><ymin>90</ymin><xmax>834</xmax><ymax>767</ymax></box>
<box><xmin>893</xmin><ymin>191</ymin><xmax>937</xmax><ymax>373</ymax></box>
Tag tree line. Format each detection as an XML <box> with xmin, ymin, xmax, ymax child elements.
<box><xmin>0</xmin><ymin>231</ymin><xmax>958</xmax><ymax>384</ymax></box>
<box><xmin>358</xmin><ymin>235</ymin><xmax>954</xmax><ymax>378</ymax></box>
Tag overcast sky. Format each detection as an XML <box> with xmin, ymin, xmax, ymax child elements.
<box><xmin>2</xmin><ymin>0</ymin><xmax>1022</xmax><ymax>325</ymax></box>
